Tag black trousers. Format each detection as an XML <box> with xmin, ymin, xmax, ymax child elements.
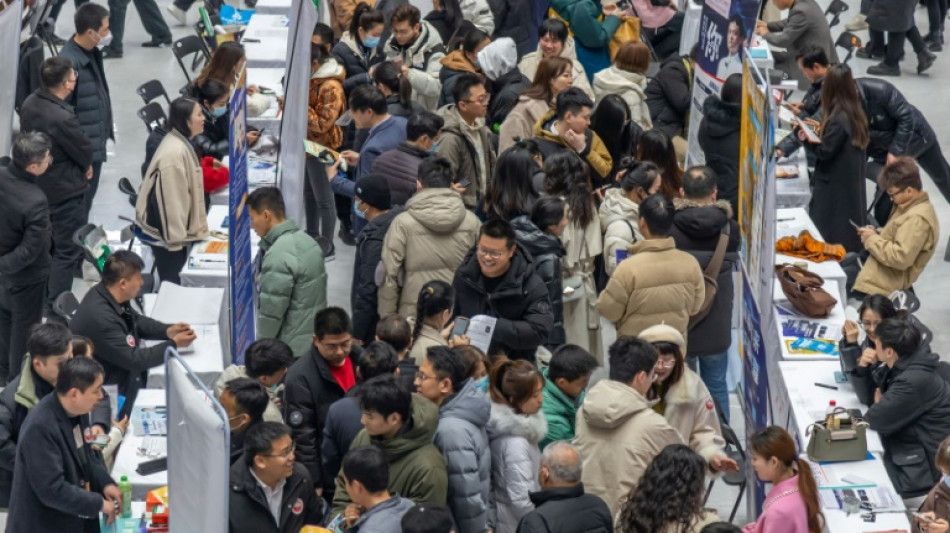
<box><xmin>149</xmin><ymin>245</ymin><xmax>189</xmax><ymax>285</ymax></box>
<box><xmin>83</xmin><ymin>161</ymin><xmax>102</xmax><ymax>221</ymax></box>
<box><xmin>871</xmin><ymin>26</ymin><xmax>928</xmax><ymax>66</ymax></box>
<box><xmin>304</xmin><ymin>156</ymin><xmax>337</xmax><ymax>241</ymax></box>
<box><xmin>0</xmin><ymin>279</ymin><xmax>46</xmax><ymax>382</ymax></box>
<box><xmin>47</xmin><ymin>196</ymin><xmax>87</xmax><ymax>309</ymax></box>
<box><xmin>927</xmin><ymin>0</ymin><xmax>947</xmax><ymax>37</ymax></box>
<box><xmin>108</xmin><ymin>0</ymin><xmax>172</xmax><ymax>53</ymax></box>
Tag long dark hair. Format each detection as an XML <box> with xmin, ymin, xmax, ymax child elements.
<box><xmin>591</xmin><ymin>94</ymin><xmax>640</xmax><ymax>166</ymax></box>
<box><xmin>647</xmin><ymin>342</ymin><xmax>685</xmax><ymax>401</ymax></box>
<box><xmin>638</xmin><ymin>129</ymin><xmax>682</xmax><ymax>200</ymax></box>
<box><xmin>168</xmin><ymin>97</ymin><xmax>199</xmax><ymax>138</ymax></box>
<box><xmin>749</xmin><ymin>427</ymin><xmax>825</xmax><ymax>533</ymax></box>
<box><xmin>350</xmin><ymin>2</ymin><xmax>384</xmax><ymax>46</ymax></box>
<box><xmin>522</xmin><ymin>56</ymin><xmax>572</xmax><ymax>103</ymax></box>
<box><xmin>617</xmin><ymin>444</ymin><xmax>708</xmax><ymax>533</ymax></box>
<box><xmin>197</xmin><ymin>41</ymin><xmax>244</xmax><ymax>87</ymax></box>
<box><xmin>543</xmin><ymin>151</ymin><xmax>596</xmax><ymax>228</ymax></box>
<box><xmin>412</xmin><ymin>280</ymin><xmax>455</xmax><ymax>344</ymax></box>
<box><xmin>821</xmin><ymin>64</ymin><xmax>869</xmax><ymax>149</ymax></box>
<box><xmin>485</xmin><ymin>140</ymin><xmax>541</xmax><ymax>220</ymax></box>
<box><xmin>373</xmin><ymin>61</ymin><xmax>413</xmax><ymax>109</ymax></box>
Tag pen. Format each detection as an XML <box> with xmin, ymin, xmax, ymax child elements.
<box><xmin>777</xmin><ymin>217</ymin><xmax>795</xmax><ymax>222</ymax></box>
<box><xmin>814</xmin><ymin>382</ymin><xmax>838</xmax><ymax>390</ymax></box>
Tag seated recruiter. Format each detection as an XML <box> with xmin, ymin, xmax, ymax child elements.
<box><xmin>6</xmin><ymin>357</ymin><xmax>122</xmax><ymax>532</ymax></box>
<box><xmin>221</xmin><ymin>377</ymin><xmax>269</xmax><ymax>465</ymax></box>
<box><xmin>215</xmin><ymin>338</ymin><xmax>295</xmax><ymax>424</ymax></box>
<box><xmin>228</xmin><ymin>422</ymin><xmax>325</xmax><ymax>533</ymax></box>
<box><xmin>340</xmin><ymin>446</ymin><xmax>415</xmax><ymax>532</ymax></box>
<box><xmin>865</xmin><ymin>318</ymin><xmax>950</xmax><ymax>498</ymax></box>
<box><xmin>452</xmin><ymin>219</ymin><xmax>555</xmax><ymax>362</ymax></box>
<box><xmin>70</xmin><ymin>251</ymin><xmax>196</xmax><ymax>415</ymax></box>
<box><xmin>839</xmin><ymin>295</ymin><xmax>904</xmax><ymax>406</ymax></box>
<box><xmin>754</xmin><ymin>0</ymin><xmax>838</xmax><ymax>90</ymax></box>
<box><xmin>0</xmin><ymin>323</ymin><xmax>110</xmax><ymax>507</ymax></box>
<box><xmin>539</xmin><ymin>345</ymin><xmax>599</xmax><ymax>449</ymax></box>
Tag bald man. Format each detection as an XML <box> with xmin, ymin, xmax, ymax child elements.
<box><xmin>515</xmin><ymin>442</ymin><xmax>613</xmax><ymax>533</ymax></box>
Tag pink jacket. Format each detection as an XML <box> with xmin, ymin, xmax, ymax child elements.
<box><xmin>743</xmin><ymin>476</ymin><xmax>811</xmax><ymax>533</ymax></box>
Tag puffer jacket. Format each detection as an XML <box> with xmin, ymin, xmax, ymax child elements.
<box><xmin>461</xmin><ymin>0</ymin><xmax>495</xmax><ymax>33</ymax></box>
<box><xmin>332</xmin><ymin>394</ymin><xmax>449</xmax><ymax>513</ymax></box>
<box><xmin>352</xmin><ymin>206</ymin><xmax>403</xmax><ymax>344</ymax></box>
<box><xmin>439</xmin><ymin>49</ymin><xmax>480</xmax><ymax>107</ymax></box>
<box><xmin>512</xmin><ymin>215</ymin><xmax>566</xmax><ymax>347</ymax></box>
<box><xmin>212</xmin><ymin>365</ymin><xmax>283</xmax><ymax>422</ymax></box>
<box><xmin>256</xmin><ymin>220</ymin><xmax>327</xmax><ymax>356</ymax></box>
<box><xmin>865</xmin><ymin>347</ymin><xmax>950</xmax><ymax>497</ymax></box>
<box><xmin>533</xmin><ymin>110</ymin><xmax>612</xmax><ymax>186</ymax></box>
<box><xmin>659</xmin><ymin>369</ymin><xmax>725</xmax><ymax>462</ymax></box>
<box><xmin>499</xmin><ymin>96</ymin><xmax>551</xmax><ymax>153</ymax></box>
<box><xmin>548</xmin><ymin>0</ymin><xmax>621</xmax><ymax>50</ymax></box>
<box><xmin>487</xmin><ymin>401</ymin><xmax>548</xmax><ymax>533</ymax></box>
<box><xmin>58</xmin><ymin>38</ymin><xmax>113</xmax><ymax>162</ymax></box>
<box><xmin>645</xmin><ymin>55</ymin><xmax>692</xmax><ymax>139</ymax></box>
<box><xmin>378</xmin><ymin>187</ymin><xmax>481</xmax><ymax>318</ymax></box>
<box><xmin>854</xmin><ymin>193</ymin><xmax>939</xmax><ymax>296</ymax></box>
<box><xmin>488</xmin><ymin>0</ymin><xmax>538</xmax><ymax>57</ymax></box>
<box><xmin>370</xmin><ymin>143</ymin><xmax>429</xmax><ymax>206</ymax></box>
<box><xmin>917</xmin><ymin>477</ymin><xmax>950</xmax><ymax>527</ymax></box>
<box><xmin>574</xmin><ymin>378</ymin><xmax>683</xmax><ymax>517</ymax></box>
<box><xmin>437</xmin><ymin>378</ymin><xmax>492</xmax><ymax>533</ymax></box>
<box><xmin>194</xmin><ymin>106</ymin><xmax>229</xmax><ymax>160</ymax></box>
<box><xmin>308</xmin><ymin>57</ymin><xmax>347</xmax><ymax>149</ymax></box>
<box><xmin>435</xmin><ymin>104</ymin><xmax>497</xmax><ymax>208</ymax></box>
<box><xmin>487</xmin><ymin>69</ymin><xmax>530</xmax><ymax>133</ymax></box>
<box><xmin>592</xmin><ymin>67</ymin><xmax>652</xmax><ymax>130</ymax></box>
<box><xmin>518</xmin><ymin>38</ymin><xmax>594</xmax><ymax>99</ymax></box>
<box><xmin>332</xmin><ymin>31</ymin><xmax>383</xmax><ymax>95</ymax></box>
<box><xmin>135</xmin><ymin>129</ymin><xmax>209</xmax><ymax>251</ymax></box>
<box><xmin>408</xmin><ymin>323</ymin><xmax>448</xmax><ymax>364</ymax></box>
<box><xmin>0</xmin><ymin>158</ymin><xmax>51</xmax><ymax>285</ymax></box>
<box><xmin>598</xmin><ymin>188</ymin><xmax>643</xmax><ymax>276</ymax></box>
<box><xmin>385</xmin><ymin>21</ymin><xmax>446</xmax><ymax>110</ymax></box>
<box><xmin>697</xmin><ymin>97</ymin><xmax>741</xmax><ymax>217</ymax></box>
<box><xmin>597</xmin><ymin>237</ymin><xmax>705</xmax><ymax>342</ymax></box>
<box><xmin>538</xmin><ymin>366</ymin><xmax>584</xmax><ymax>449</ymax></box>
<box><xmin>517</xmin><ymin>484</ymin><xmax>614</xmax><ymax>533</ymax></box>
<box><xmin>669</xmin><ymin>199</ymin><xmax>741</xmax><ymax>356</ymax></box>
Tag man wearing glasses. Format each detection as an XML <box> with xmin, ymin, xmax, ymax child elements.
<box><xmin>284</xmin><ymin>307</ymin><xmax>363</xmax><ymax>503</ymax></box>
<box><xmin>452</xmin><ymin>219</ymin><xmax>554</xmax><ymax>362</ymax></box>
<box><xmin>229</xmin><ymin>422</ymin><xmax>325</xmax><ymax>532</ymax></box>
<box><xmin>853</xmin><ymin>157</ymin><xmax>940</xmax><ymax>298</ymax></box>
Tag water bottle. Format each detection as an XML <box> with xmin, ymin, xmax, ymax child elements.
<box><xmin>119</xmin><ymin>475</ymin><xmax>132</xmax><ymax>518</ymax></box>
<box><xmin>825</xmin><ymin>400</ymin><xmax>838</xmax><ymax>430</ymax></box>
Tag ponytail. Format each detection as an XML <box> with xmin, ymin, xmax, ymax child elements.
<box><xmin>412</xmin><ymin>280</ymin><xmax>455</xmax><ymax>344</ymax></box>
<box><xmin>488</xmin><ymin>358</ymin><xmax>543</xmax><ymax>412</ymax></box>
<box><xmin>373</xmin><ymin>61</ymin><xmax>414</xmax><ymax>109</ymax></box>
<box><xmin>349</xmin><ymin>2</ymin><xmax>384</xmax><ymax>44</ymax></box>
<box><xmin>796</xmin><ymin>458</ymin><xmax>826</xmax><ymax>533</ymax></box>
<box><xmin>398</xmin><ymin>74</ymin><xmax>413</xmax><ymax>109</ymax></box>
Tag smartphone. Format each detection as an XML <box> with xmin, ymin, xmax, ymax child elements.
<box><xmin>457</xmin><ymin>179</ymin><xmax>472</xmax><ymax>189</ymax></box>
<box><xmin>915</xmin><ymin>513</ymin><xmax>935</xmax><ymax>524</ymax></box>
<box><xmin>450</xmin><ymin>317</ymin><xmax>470</xmax><ymax>339</ymax></box>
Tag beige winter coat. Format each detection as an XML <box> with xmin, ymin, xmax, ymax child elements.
<box><xmin>661</xmin><ymin>369</ymin><xmax>725</xmax><ymax>462</ymax></box>
<box><xmin>574</xmin><ymin>379</ymin><xmax>683</xmax><ymax>517</ymax></box>
<box><xmin>560</xmin><ymin>216</ymin><xmax>603</xmax><ymax>359</ymax></box>
<box><xmin>408</xmin><ymin>323</ymin><xmax>447</xmax><ymax>364</ymax></box>
<box><xmin>135</xmin><ymin>129</ymin><xmax>209</xmax><ymax>251</ymax></box>
<box><xmin>329</xmin><ymin>0</ymin><xmax>375</xmax><ymax>38</ymax></box>
<box><xmin>378</xmin><ymin>188</ymin><xmax>481</xmax><ymax>318</ymax></box>
<box><xmin>597</xmin><ymin>237</ymin><xmax>704</xmax><ymax>343</ymax></box>
<box><xmin>592</xmin><ymin>66</ymin><xmax>652</xmax><ymax>130</ymax></box>
<box><xmin>518</xmin><ymin>37</ymin><xmax>594</xmax><ymax>99</ymax></box>
<box><xmin>212</xmin><ymin>365</ymin><xmax>284</xmax><ymax>423</ymax></box>
<box><xmin>498</xmin><ymin>96</ymin><xmax>551</xmax><ymax>153</ymax></box>
<box><xmin>598</xmin><ymin>188</ymin><xmax>644</xmax><ymax>276</ymax></box>
<box><xmin>853</xmin><ymin>192</ymin><xmax>940</xmax><ymax>296</ymax></box>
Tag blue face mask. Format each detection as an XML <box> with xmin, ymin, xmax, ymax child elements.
<box><xmin>428</xmin><ymin>139</ymin><xmax>441</xmax><ymax>154</ymax></box>
<box><xmin>363</xmin><ymin>36</ymin><xmax>380</xmax><ymax>48</ymax></box>
<box><xmin>212</xmin><ymin>105</ymin><xmax>227</xmax><ymax>118</ymax></box>
<box><xmin>474</xmin><ymin>376</ymin><xmax>488</xmax><ymax>393</ymax></box>
<box><xmin>353</xmin><ymin>200</ymin><xmax>366</xmax><ymax>219</ymax></box>
<box><xmin>269</xmin><ymin>383</ymin><xmax>281</xmax><ymax>392</ymax></box>
<box><xmin>944</xmin><ymin>474</ymin><xmax>950</xmax><ymax>489</ymax></box>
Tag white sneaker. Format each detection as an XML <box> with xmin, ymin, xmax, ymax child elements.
<box><xmin>845</xmin><ymin>14</ymin><xmax>868</xmax><ymax>31</ymax></box>
<box><xmin>166</xmin><ymin>4</ymin><xmax>188</xmax><ymax>26</ymax></box>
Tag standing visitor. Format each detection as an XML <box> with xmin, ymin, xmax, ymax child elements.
<box><xmin>500</xmin><ymin>56</ymin><xmax>574</xmax><ymax>153</ymax></box>
<box><xmin>592</xmin><ymin>41</ymin><xmax>652</xmax><ymax>130</ymax></box>
<box><xmin>599</xmin><ymin>160</ymin><xmax>662</xmax><ymax>276</ymax></box>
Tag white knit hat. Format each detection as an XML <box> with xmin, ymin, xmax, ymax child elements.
<box><xmin>638</xmin><ymin>324</ymin><xmax>686</xmax><ymax>352</ymax></box>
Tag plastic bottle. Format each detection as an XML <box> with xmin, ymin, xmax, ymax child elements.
<box><xmin>119</xmin><ymin>475</ymin><xmax>132</xmax><ymax>518</ymax></box>
<box><xmin>825</xmin><ymin>400</ymin><xmax>838</xmax><ymax>430</ymax></box>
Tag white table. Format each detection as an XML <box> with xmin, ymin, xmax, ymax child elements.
<box><xmin>243</xmin><ymin>14</ymin><xmax>289</xmax><ymax>67</ymax></box>
<box><xmin>252</xmin><ymin>0</ymin><xmax>291</xmax><ymax>14</ymax></box>
<box><xmin>179</xmin><ymin>205</ymin><xmax>260</xmax><ymax>288</ymax></box>
<box><xmin>777</xmin><ymin>362</ymin><xmax>911</xmax><ymax>532</ymax></box>
<box><xmin>775</xmin><ymin>207</ymin><xmax>848</xmax><ymax>304</ymax></box>
<box><xmin>111</xmin><ymin>390</ymin><xmax>167</xmax><ymax>500</ymax></box>
<box><xmin>774</xmin><ymin>280</ymin><xmax>848</xmax><ymax>361</ymax></box>
<box><xmin>246</xmin><ymin>67</ymin><xmax>285</xmax><ymax>130</ymax></box>
<box><xmin>775</xmin><ymin>150</ymin><xmax>811</xmax><ymax>209</ymax></box>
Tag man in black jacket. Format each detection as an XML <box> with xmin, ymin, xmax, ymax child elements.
<box><xmin>70</xmin><ymin>251</ymin><xmax>196</xmax><ymax>415</ymax></box>
<box><xmin>0</xmin><ymin>322</ymin><xmax>112</xmax><ymax>507</ymax></box>
<box><xmin>0</xmin><ymin>132</ymin><xmax>53</xmax><ymax>383</ymax></box>
<box><xmin>645</xmin><ymin>45</ymin><xmax>695</xmax><ymax>151</ymax></box>
<box><xmin>351</xmin><ymin>174</ymin><xmax>402</xmax><ymax>344</ymax></box>
<box><xmin>6</xmin><ymin>357</ymin><xmax>122</xmax><ymax>532</ymax></box>
<box><xmin>370</xmin><ymin>111</ymin><xmax>442</xmax><ymax>206</ymax></box>
<box><xmin>452</xmin><ymin>219</ymin><xmax>554</xmax><ymax>361</ymax></box>
<box><xmin>19</xmin><ymin>56</ymin><xmax>94</xmax><ymax>313</ymax></box>
<box><xmin>669</xmin><ymin>167</ymin><xmax>741</xmax><ymax>422</ymax></box>
<box><xmin>864</xmin><ymin>318</ymin><xmax>950</xmax><ymax>498</ymax></box>
<box><xmin>229</xmin><ymin>422</ymin><xmax>324</xmax><ymax>533</ymax></box>
<box><xmin>516</xmin><ymin>441</ymin><xmax>612</xmax><ymax>533</ymax></box>
<box><xmin>284</xmin><ymin>307</ymin><xmax>362</xmax><ymax>499</ymax></box>
<box><xmin>58</xmin><ymin>3</ymin><xmax>114</xmax><ymax>218</ymax></box>
<box><xmin>221</xmin><ymin>378</ymin><xmax>269</xmax><ymax>466</ymax></box>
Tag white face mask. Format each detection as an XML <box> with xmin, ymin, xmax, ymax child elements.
<box><xmin>95</xmin><ymin>31</ymin><xmax>113</xmax><ymax>49</ymax></box>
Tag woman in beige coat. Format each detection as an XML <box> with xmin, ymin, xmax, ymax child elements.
<box><xmin>408</xmin><ymin>280</ymin><xmax>470</xmax><ymax>364</ymax></box>
<box><xmin>136</xmin><ymin>97</ymin><xmax>209</xmax><ymax>285</ymax></box>
<box><xmin>592</xmin><ymin>41</ymin><xmax>653</xmax><ymax>131</ymax></box>
<box><xmin>498</xmin><ymin>56</ymin><xmax>575</xmax><ymax>153</ymax></box>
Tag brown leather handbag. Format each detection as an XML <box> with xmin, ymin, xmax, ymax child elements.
<box><xmin>775</xmin><ymin>264</ymin><xmax>837</xmax><ymax>318</ymax></box>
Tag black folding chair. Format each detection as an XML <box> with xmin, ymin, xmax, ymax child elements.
<box><xmin>137</xmin><ymin>102</ymin><xmax>167</xmax><ymax>133</ymax></box>
<box><xmin>836</xmin><ymin>31</ymin><xmax>863</xmax><ymax>63</ymax></box>
<box><xmin>824</xmin><ymin>0</ymin><xmax>849</xmax><ymax>28</ymax></box>
<box><xmin>172</xmin><ymin>35</ymin><xmax>211</xmax><ymax>84</ymax></box>
<box><xmin>118</xmin><ymin>177</ymin><xmax>138</xmax><ymax>207</ymax></box>
<box><xmin>704</xmin><ymin>398</ymin><xmax>748</xmax><ymax>522</ymax></box>
<box><xmin>137</xmin><ymin>79</ymin><xmax>171</xmax><ymax>107</ymax></box>
<box><xmin>52</xmin><ymin>292</ymin><xmax>80</xmax><ymax>323</ymax></box>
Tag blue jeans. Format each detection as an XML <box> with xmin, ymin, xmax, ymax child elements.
<box><xmin>687</xmin><ymin>351</ymin><xmax>731</xmax><ymax>424</ymax></box>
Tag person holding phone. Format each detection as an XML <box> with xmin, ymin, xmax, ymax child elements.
<box><xmin>408</xmin><ymin>280</ymin><xmax>470</xmax><ymax>364</ymax></box>
<box><xmin>916</xmin><ymin>437</ymin><xmax>950</xmax><ymax>533</ymax></box>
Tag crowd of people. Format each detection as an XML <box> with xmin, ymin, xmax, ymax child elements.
<box><xmin>2</xmin><ymin>0</ymin><xmax>950</xmax><ymax>531</ymax></box>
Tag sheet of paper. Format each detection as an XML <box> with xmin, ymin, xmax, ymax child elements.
<box><xmin>150</xmin><ymin>283</ymin><xmax>224</xmax><ymax>325</ymax></box>
<box><xmin>467</xmin><ymin>315</ymin><xmax>497</xmax><ymax>354</ymax></box>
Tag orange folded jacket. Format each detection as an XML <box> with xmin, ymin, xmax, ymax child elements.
<box><xmin>775</xmin><ymin>230</ymin><xmax>846</xmax><ymax>262</ymax></box>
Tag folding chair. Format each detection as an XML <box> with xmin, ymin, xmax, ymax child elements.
<box><xmin>137</xmin><ymin>79</ymin><xmax>172</xmax><ymax>107</ymax></box>
<box><xmin>835</xmin><ymin>32</ymin><xmax>863</xmax><ymax>64</ymax></box>
<box><xmin>137</xmin><ymin>102</ymin><xmax>167</xmax><ymax>133</ymax></box>
<box><xmin>118</xmin><ymin>177</ymin><xmax>138</xmax><ymax>207</ymax></box>
<box><xmin>172</xmin><ymin>35</ymin><xmax>211</xmax><ymax>84</ymax></box>
<box><xmin>704</xmin><ymin>398</ymin><xmax>748</xmax><ymax>522</ymax></box>
<box><xmin>52</xmin><ymin>292</ymin><xmax>80</xmax><ymax>323</ymax></box>
<box><xmin>824</xmin><ymin>0</ymin><xmax>849</xmax><ymax>28</ymax></box>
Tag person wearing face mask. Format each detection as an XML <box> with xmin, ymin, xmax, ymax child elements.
<box><xmin>371</xmin><ymin>111</ymin><xmax>444</xmax><ymax>206</ymax></box>
<box><xmin>193</xmin><ymin>78</ymin><xmax>233</xmax><ymax>160</ymax></box>
<box><xmin>839</xmin><ymin>294</ymin><xmax>906</xmax><ymax>406</ymax></box>
<box><xmin>135</xmin><ymin>97</ymin><xmax>211</xmax><ymax>284</ymax></box>
<box><xmin>333</xmin><ymin>3</ymin><xmax>386</xmax><ymax>96</ymax></box>
<box><xmin>215</xmin><ymin>339</ymin><xmax>295</xmax><ymax>424</ymax></box>
<box><xmin>58</xmin><ymin>3</ymin><xmax>114</xmax><ymax>220</ymax></box>
<box><xmin>599</xmin><ymin>161</ymin><xmax>661</xmax><ymax>276</ymax></box>
<box><xmin>438</xmin><ymin>28</ymin><xmax>491</xmax><ymax>106</ymax></box>
<box><xmin>220</xmin><ymin>378</ymin><xmax>270</xmax><ymax>465</ymax></box>
<box><xmin>915</xmin><ymin>437</ymin><xmax>950</xmax><ymax>533</ymax></box>
<box><xmin>408</xmin><ymin>281</ymin><xmax>470</xmax><ymax>364</ymax></box>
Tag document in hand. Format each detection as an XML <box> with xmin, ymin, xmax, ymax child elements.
<box><xmin>467</xmin><ymin>315</ymin><xmax>498</xmax><ymax>354</ymax></box>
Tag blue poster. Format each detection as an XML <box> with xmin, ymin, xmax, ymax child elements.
<box><xmin>696</xmin><ymin>0</ymin><xmax>762</xmax><ymax>81</ymax></box>
<box><xmin>228</xmin><ymin>71</ymin><xmax>255</xmax><ymax>364</ymax></box>
<box><xmin>740</xmin><ymin>265</ymin><xmax>769</xmax><ymax>513</ymax></box>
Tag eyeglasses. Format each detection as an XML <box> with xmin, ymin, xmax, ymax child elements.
<box><xmin>476</xmin><ymin>247</ymin><xmax>507</xmax><ymax>260</ymax></box>
<box><xmin>655</xmin><ymin>359</ymin><xmax>676</xmax><ymax>369</ymax></box>
<box><xmin>886</xmin><ymin>187</ymin><xmax>907</xmax><ymax>200</ymax></box>
<box><xmin>261</xmin><ymin>442</ymin><xmax>296</xmax><ymax>459</ymax></box>
<box><xmin>462</xmin><ymin>94</ymin><xmax>490</xmax><ymax>105</ymax></box>
<box><xmin>859</xmin><ymin>320</ymin><xmax>880</xmax><ymax>331</ymax></box>
<box><xmin>415</xmin><ymin>371</ymin><xmax>438</xmax><ymax>382</ymax></box>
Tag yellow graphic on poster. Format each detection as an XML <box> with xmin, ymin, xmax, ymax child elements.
<box><xmin>738</xmin><ymin>58</ymin><xmax>769</xmax><ymax>292</ymax></box>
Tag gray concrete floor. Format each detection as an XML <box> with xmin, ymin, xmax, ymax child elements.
<box><xmin>7</xmin><ymin>0</ymin><xmax>947</xmax><ymax>528</ymax></box>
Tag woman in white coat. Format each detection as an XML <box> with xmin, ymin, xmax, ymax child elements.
<box><xmin>487</xmin><ymin>359</ymin><xmax>547</xmax><ymax>533</ymax></box>
<box><xmin>599</xmin><ymin>160</ymin><xmax>662</xmax><ymax>276</ymax></box>
<box><xmin>593</xmin><ymin>41</ymin><xmax>653</xmax><ymax>130</ymax></box>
